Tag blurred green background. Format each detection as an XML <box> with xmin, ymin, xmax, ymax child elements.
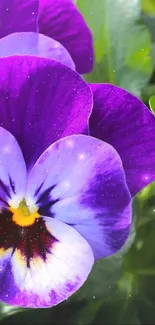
<box><xmin>1</xmin><ymin>0</ymin><xmax>155</xmax><ymax>324</ymax></box>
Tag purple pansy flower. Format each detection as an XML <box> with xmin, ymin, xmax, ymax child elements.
<box><xmin>0</xmin><ymin>0</ymin><xmax>94</xmax><ymax>73</ymax></box>
<box><xmin>0</xmin><ymin>56</ymin><xmax>132</xmax><ymax>308</ymax></box>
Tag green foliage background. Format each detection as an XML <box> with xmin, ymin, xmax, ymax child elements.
<box><xmin>1</xmin><ymin>0</ymin><xmax>155</xmax><ymax>324</ymax></box>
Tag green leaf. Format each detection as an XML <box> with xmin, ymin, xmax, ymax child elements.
<box><xmin>71</xmin><ymin>254</ymin><xmax>123</xmax><ymax>302</ymax></box>
<box><xmin>68</xmin><ymin>300</ymin><xmax>103</xmax><ymax>325</ymax></box>
<box><xmin>92</xmin><ymin>285</ymin><xmax>141</xmax><ymax>325</ymax></box>
<box><xmin>149</xmin><ymin>95</ymin><xmax>155</xmax><ymax>113</ymax></box>
<box><xmin>151</xmin><ymin>42</ymin><xmax>155</xmax><ymax>67</ymax></box>
<box><xmin>0</xmin><ymin>303</ymin><xmax>21</xmax><ymax>323</ymax></box>
<box><xmin>77</xmin><ymin>0</ymin><xmax>153</xmax><ymax>96</ymax></box>
<box><xmin>143</xmin><ymin>16</ymin><xmax>155</xmax><ymax>70</ymax></box>
<box><xmin>141</xmin><ymin>0</ymin><xmax>155</xmax><ymax>13</ymax></box>
<box><xmin>123</xmin><ymin>189</ymin><xmax>155</xmax><ymax>276</ymax></box>
<box><xmin>92</xmin><ymin>270</ymin><xmax>155</xmax><ymax>324</ymax></box>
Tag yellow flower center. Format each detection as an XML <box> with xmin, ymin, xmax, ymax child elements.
<box><xmin>10</xmin><ymin>199</ymin><xmax>40</xmax><ymax>227</ymax></box>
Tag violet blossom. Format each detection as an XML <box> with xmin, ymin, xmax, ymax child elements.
<box><xmin>0</xmin><ymin>55</ymin><xmax>132</xmax><ymax>308</ymax></box>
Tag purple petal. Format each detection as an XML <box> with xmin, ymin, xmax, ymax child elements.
<box><xmin>27</xmin><ymin>135</ymin><xmax>131</xmax><ymax>260</ymax></box>
<box><xmin>0</xmin><ymin>0</ymin><xmax>39</xmax><ymax>39</ymax></box>
<box><xmin>89</xmin><ymin>84</ymin><xmax>155</xmax><ymax>197</ymax></box>
<box><xmin>0</xmin><ymin>217</ymin><xmax>93</xmax><ymax>307</ymax></box>
<box><xmin>0</xmin><ymin>127</ymin><xmax>27</xmax><ymax>209</ymax></box>
<box><xmin>0</xmin><ymin>56</ymin><xmax>92</xmax><ymax>169</ymax></box>
<box><xmin>0</xmin><ymin>32</ymin><xmax>75</xmax><ymax>70</ymax></box>
<box><xmin>38</xmin><ymin>0</ymin><xmax>94</xmax><ymax>74</ymax></box>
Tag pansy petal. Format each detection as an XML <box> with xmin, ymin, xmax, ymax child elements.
<box><xmin>0</xmin><ymin>32</ymin><xmax>75</xmax><ymax>70</ymax></box>
<box><xmin>27</xmin><ymin>135</ymin><xmax>131</xmax><ymax>259</ymax></box>
<box><xmin>0</xmin><ymin>0</ymin><xmax>39</xmax><ymax>39</ymax></box>
<box><xmin>38</xmin><ymin>0</ymin><xmax>94</xmax><ymax>74</ymax></box>
<box><xmin>0</xmin><ymin>217</ymin><xmax>93</xmax><ymax>307</ymax></box>
<box><xmin>89</xmin><ymin>84</ymin><xmax>155</xmax><ymax>197</ymax></box>
<box><xmin>0</xmin><ymin>127</ymin><xmax>27</xmax><ymax>209</ymax></box>
<box><xmin>0</xmin><ymin>56</ymin><xmax>92</xmax><ymax>169</ymax></box>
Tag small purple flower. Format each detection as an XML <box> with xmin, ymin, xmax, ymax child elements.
<box><xmin>0</xmin><ymin>56</ymin><xmax>132</xmax><ymax>308</ymax></box>
<box><xmin>0</xmin><ymin>0</ymin><xmax>94</xmax><ymax>74</ymax></box>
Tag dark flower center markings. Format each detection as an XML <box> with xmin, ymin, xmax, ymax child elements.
<box><xmin>0</xmin><ymin>179</ymin><xmax>11</xmax><ymax>198</ymax></box>
<box><xmin>9</xmin><ymin>176</ymin><xmax>16</xmax><ymax>194</ymax></box>
<box><xmin>35</xmin><ymin>184</ymin><xmax>60</xmax><ymax>216</ymax></box>
<box><xmin>0</xmin><ymin>210</ymin><xmax>57</xmax><ymax>268</ymax></box>
<box><xmin>0</xmin><ymin>176</ymin><xmax>16</xmax><ymax>206</ymax></box>
<box><xmin>0</xmin><ymin>183</ymin><xmax>61</xmax><ymax>268</ymax></box>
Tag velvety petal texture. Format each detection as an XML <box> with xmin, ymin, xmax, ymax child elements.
<box><xmin>0</xmin><ymin>32</ymin><xmax>75</xmax><ymax>70</ymax></box>
<box><xmin>0</xmin><ymin>217</ymin><xmax>93</xmax><ymax>307</ymax></box>
<box><xmin>0</xmin><ymin>128</ymin><xmax>27</xmax><ymax>209</ymax></box>
<box><xmin>38</xmin><ymin>0</ymin><xmax>94</xmax><ymax>74</ymax></box>
<box><xmin>0</xmin><ymin>0</ymin><xmax>39</xmax><ymax>39</ymax></box>
<box><xmin>89</xmin><ymin>84</ymin><xmax>155</xmax><ymax>196</ymax></box>
<box><xmin>27</xmin><ymin>135</ymin><xmax>132</xmax><ymax>259</ymax></box>
<box><xmin>0</xmin><ymin>56</ymin><xmax>92</xmax><ymax>169</ymax></box>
